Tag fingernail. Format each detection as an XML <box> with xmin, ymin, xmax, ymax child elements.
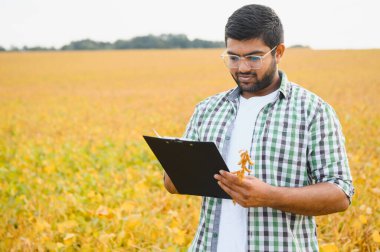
<box><xmin>219</xmin><ymin>170</ymin><xmax>224</xmax><ymax>174</ymax></box>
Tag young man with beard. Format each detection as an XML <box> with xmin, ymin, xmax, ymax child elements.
<box><xmin>164</xmin><ymin>4</ymin><xmax>354</xmax><ymax>251</ymax></box>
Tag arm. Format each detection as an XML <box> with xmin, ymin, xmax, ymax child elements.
<box><xmin>163</xmin><ymin>172</ymin><xmax>178</xmax><ymax>194</ymax></box>
<box><xmin>215</xmin><ymin>171</ymin><xmax>349</xmax><ymax>216</ymax></box>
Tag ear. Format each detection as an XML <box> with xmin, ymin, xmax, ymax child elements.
<box><xmin>275</xmin><ymin>43</ymin><xmax>285</xmax><ymax>64</ymax></box>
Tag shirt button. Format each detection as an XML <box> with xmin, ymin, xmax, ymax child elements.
<box><xmin>225</xmin><ymin>136</ymin><xmax>231</xmax><ymax>140</ymax></box>
<box><xmin>213</xmin><ymin>233</ymin><xmax>218</xmax><ymax>238</ymax></box>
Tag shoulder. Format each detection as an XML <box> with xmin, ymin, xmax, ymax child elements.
<box><xmin>288</xmin><ymin>81</ymin><xmax>324</xmax><ymax>108</ymax></box>
<box><xmin>287</xmin><ymin>82</ymin><xmax>337</xmax><ymax>121</ymax></box>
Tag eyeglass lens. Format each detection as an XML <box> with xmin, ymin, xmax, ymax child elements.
<box><xmin>223</xmin><ymin>55</ymin><xmax>262</xmax><ymax>69</ymax></box>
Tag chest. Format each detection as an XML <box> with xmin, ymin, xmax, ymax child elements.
<box><xmin>197</xmin><ymin>99</ymin><xmax>310</xmax><ymax>187</ymax></box>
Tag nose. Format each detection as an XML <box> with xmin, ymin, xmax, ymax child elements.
<box><xmin>238</xmin><ymin>59</ymin><xmax>251</xmax><ymax>73</ymax></box>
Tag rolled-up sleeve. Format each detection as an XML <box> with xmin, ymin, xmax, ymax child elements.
<box><xmin>307</xmin><ymin>102</ymin><xmax>354</xmax><ymax>203</ymax></box>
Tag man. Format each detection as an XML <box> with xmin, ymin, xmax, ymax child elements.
<box><xmin>164</xmin><ymin>4</ymin><xmax>354</xmax><ymax>252</ymax></box>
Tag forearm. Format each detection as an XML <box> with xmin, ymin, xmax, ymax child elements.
<box><xmin>268</xmin><ymin>182</ymin><xmax>349</xmax><ymax>216</ymax></box>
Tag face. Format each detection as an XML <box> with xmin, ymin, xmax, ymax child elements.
<box><xmin>226</xmin><ymin>38</ymin><xmax>281</xmax><ymax>97</ymax></box>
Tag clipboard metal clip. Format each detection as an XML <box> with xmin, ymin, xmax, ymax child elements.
<box><xmin>152</xmin><ymin>129</ymin><xmax>191</xmax><ymax>144</ymax></box>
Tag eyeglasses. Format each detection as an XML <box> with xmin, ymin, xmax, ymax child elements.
<box><xmin>220</xmin><ymin>46</ymin><xmax>277</xmax><ymax>69</ymax></box>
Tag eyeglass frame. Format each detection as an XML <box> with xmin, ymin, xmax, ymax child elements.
<box><xmin>220</xmin><ymin>45</ymin><xmax>278</xmax><ymax>70</ymax></box>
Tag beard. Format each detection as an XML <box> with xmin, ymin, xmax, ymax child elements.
<box><xmin>232</xmin><ymin>57</ymin><xmax>277</xmax><ymax>94</ymax></box>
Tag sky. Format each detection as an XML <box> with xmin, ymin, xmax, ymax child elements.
<box><xmin>1</xmin><ymin>0</ymin><xmax>379</xmax><ymax>50</ymax></box>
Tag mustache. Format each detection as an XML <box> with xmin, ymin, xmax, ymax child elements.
<box><xmin>236</xmin><ymin>72</ymin><xmax>257</xmax><ymax>77</ymax></box>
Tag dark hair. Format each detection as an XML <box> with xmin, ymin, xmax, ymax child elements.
<box><xmin>225</xmin><ymin>4</ymin><xmax>284</xmax><ymax>51</ymax></box>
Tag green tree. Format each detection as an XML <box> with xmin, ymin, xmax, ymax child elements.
<box><xmin>61</xmin><ymin>39</ymin><xmax>113</xmax><ymax>50</ymax></box>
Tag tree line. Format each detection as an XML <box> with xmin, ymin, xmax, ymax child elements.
<box><xmin>0</xmin><ymin>34</ymin><xmax>225</xmax><ymax>51</ymax></box>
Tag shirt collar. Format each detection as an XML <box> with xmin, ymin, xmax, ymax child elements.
<box><xmin>278</xmin><ymin>70</ymin><xmax>290</xmax><ymax>99</ymax></box>
<box><xmin>226</xmin><ymin>70</ymin><xmax>290</xmax><ymax>102</ymax></box>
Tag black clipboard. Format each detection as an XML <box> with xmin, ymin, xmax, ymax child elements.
<box><xmin>143</xmin><ymin>135</ymin><xmax>231</xmax><ymax>199</ymax></box>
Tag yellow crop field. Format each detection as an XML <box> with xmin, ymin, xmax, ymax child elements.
<box><xmin>0</xmin><ymin>49</ymin><xmax>379</xmax><ymax>251</ymax></box>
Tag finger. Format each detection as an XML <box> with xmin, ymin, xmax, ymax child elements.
<box><xmin>215</xmin><ymin>172</ymin><xmax>243</xmax><ymax>189</ymax></box>
<box><xmin>214</xmin><ymin>173</ymin><xmax>222</xmax><ymax>180</ymax></box>
<box><xmin>219</xmin><ymin>170</ymin><xmax>240</xmax><ymax>183</ymax></box>
<box><xmin>214</xmin><ymin>172</ymin><xmax>230</xmax><ymax>182</ymax></box>
<box><xmin>217</xmin><ymin>180</ymin><xmax>242</xmax><ymax>200</ymax></box>
<box><xmin>218</xmin><ymin>183</ymin><xmax>248</xmax><ymax>208</ymax></box>
<box><xmin>218</xmin><ymin>181</ymin><xmax>254</xmax><ymax>208</ymax></box>
<box><xmin>219</xmin><ymin>170</ymin><xmax>246</xmax><ymax>187</ymax></box>
<box><xmin>215</xmin><ymin>174</ymin><xmax>248</xmax><ymax>198</ymax></box>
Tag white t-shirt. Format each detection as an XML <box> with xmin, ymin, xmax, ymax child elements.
<box><xmin>217</xmin><ymin>90</ymin><xmax>279</xmax><ymax>252</ymax></box>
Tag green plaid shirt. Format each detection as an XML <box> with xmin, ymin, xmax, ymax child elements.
<box><xmin>183</xmin><ymin>71</ymin><xmax>354</xmax><ymax>252</ymax></box>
